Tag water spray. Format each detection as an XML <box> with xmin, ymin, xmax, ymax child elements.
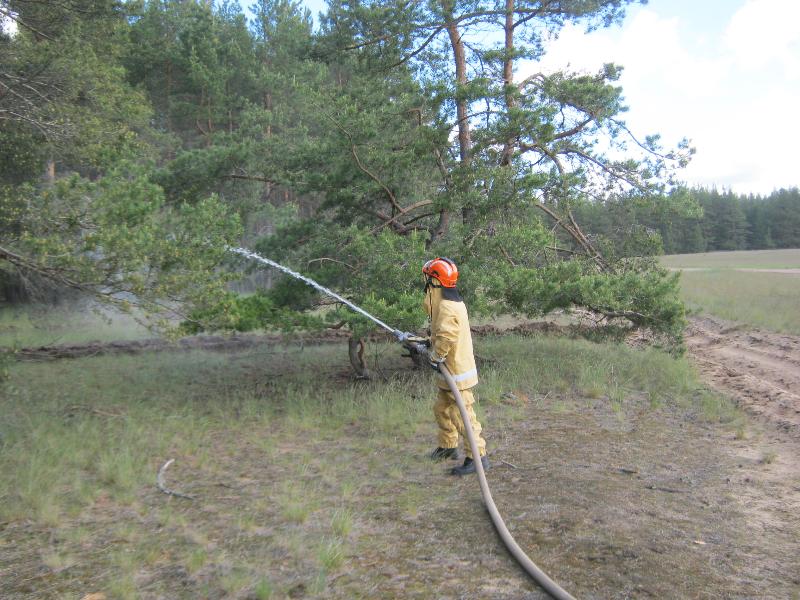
<box><xmin>229</xmin><ymin>247</ymin><xmax>403</xmax><ymax>339</ymax></box>
<box><xmin>231</xmin><ymin>246</ymin><xmax>576</xmax><ymax>600</ymax></box>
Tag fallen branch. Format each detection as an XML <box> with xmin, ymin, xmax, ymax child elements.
<box><xmin>60</xmin><ymin>404</ymin><xmax>124</xmax><ymax>419</ymax></box>
<box><xmin>645</xmin><ymin>484</ymin><xmax>687</xmax><ymax>494</ymax></box>
<box><xmin>499</xmin><ymin>459</ymin><xmax>518</xmax><ymax>469</ymax></box>
<box><xmin>156</xmin><ymin>459</ymin><xmax>195</xmax><ymax>500</ymax></box>
<box><xmin>617</xmin><ymin>467</ymin><xmax>639</xmax><ymax>475</ymax></box>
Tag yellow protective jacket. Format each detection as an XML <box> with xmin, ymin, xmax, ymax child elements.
<box><xmin>424</xmin><ymin>286</ymin><xmax>478</xmax><ymax>391</ymax></box>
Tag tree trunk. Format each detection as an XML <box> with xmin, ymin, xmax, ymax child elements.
<box><xmin>44</xmin><ymin>158</ymin><xmax>55</xmax><ymax>184</ymax></box>
<box><xmin>348</xmin><ymin>336</ymin><xmax>370</xmax><ymax>379</ymax></box>
<box><xmin>166</xmin><ymin>58</ymin><xmax>173</xmax><ymax>135</ymax></box>
<box><xmin>444</xmin><ymin>3</ymin><xmax>475</xmax><ymax>225</ymax></box>
<box><xmin>499</xmin><ymin>0</ymin><xmax>516</xmax><ymax>167</ymax></box>
<box><xmin>445</xmin><ymin>16</ymin><xmax>470</xmax><ymax>166</ymax></box>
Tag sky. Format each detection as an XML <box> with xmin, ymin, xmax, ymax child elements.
<box><xmin>5</xmin><ymin>0</ymin><xmax>797</xmax><ymax>194</ymax></box>
<box><xmin>294</xmin><ymin>0</ymin><xmax>800</xmax><ymax>196</ymax></box>
<box><xmin>531</xmin><ymin>0</ymin><xmax>800</xmax><ymax>195</ymax></box>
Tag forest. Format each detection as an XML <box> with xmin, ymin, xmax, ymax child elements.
<box><xmin>575</xmin><ymin>186</ymin><xmax>800</xmax><ymax>256</ymax></box>
<box><xmin>0</xmin><ymin>0</ymin><xmax>740</xmax><ymax>355</ymax></box>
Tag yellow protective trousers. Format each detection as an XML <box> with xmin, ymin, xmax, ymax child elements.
<box><xmin>434</xmin><ymin>388</ymin><xmax>486</xmax><ymax>458</ymax></box>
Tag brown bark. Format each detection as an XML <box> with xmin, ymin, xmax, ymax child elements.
<box><xmin>44</xmin><ymin>158</ymin><xmax>55</xmax><ymax>184</ymax></box>
<box><xmin>428</xmin><ymin>209</ymin><xmax>450</xmax><ymax>247</ymax></box>
<box><xmin>443</xmin><ymin>2</ymin><xmax>475</xmax><ymax>225</ymax></box>
<box><xmin>499</xmin><ymin>0</ymin><xmax>516</xmax><ymax>167</ymax></box>
<box><xmin>265</xmin><ymin>92</ymin><xmax>272</xmax><ymax>137</ymax></box>
<box><xmin>166</xmin><ymin>59</ymin><xmax>173</xmax><ymax>135</ymax></box>
<box><xmin>348</xmin><ymin>336</ymin><xmax>370</xmax><ymax>379</ymax></box>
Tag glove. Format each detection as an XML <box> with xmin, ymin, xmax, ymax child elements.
<box><xmin>394</xmin><ymin>330</ymin><xmax>412</xmax><ymax>343</ymax></box>
<box><xmin>428</xmin><ymin>351</ymin><xmax>445</xmax><ymax>371</ymax></box>
<box><xmin>396</xmin><ymin>331</ymin><xmax>430</xmax><ymax>354</ymax></box>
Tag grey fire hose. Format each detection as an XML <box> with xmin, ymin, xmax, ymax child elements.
<box><xmin>231</xmin><ymin>248</ymin><xmax>576</xmax><ymax>598</ymax></box>
<box><xmin>438</xmin><ymin>363</ymin><xmax>577</xmax><ymax>600</ymax></box>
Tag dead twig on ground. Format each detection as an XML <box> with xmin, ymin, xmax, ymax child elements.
<box><xmin>156</xmin><ymin>459</ymin><xmax>195</xmax><ymax>500</ymax></box>
<box><xmin>645</xmin><ymin>484</ymin><xmax>688</xmax><ymax>494</ymax></box>
<box><xmin>617</xmin><ymin>467</ymin><xmax>639</xmax><ymax>475</ymax></box>
<box><xmin>214</xmin><ymin>482</ymin><xmax>238</xmax><ymax>489</ymax></box>
<box><xmin>499</xmin><ymin>459</ymin><xmax>518</xmax><ymax>469</ymax></box>
<box><xmin>60</xmin><ymin>404</ymin><xmax>124</xmax><ymax>419</ymax></box>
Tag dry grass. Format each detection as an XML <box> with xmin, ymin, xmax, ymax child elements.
<box><xmin>0</xmin><ymin>331</ymin><xmax>760</xmax><ymax>598</ymax></box>
<box><xmin>661</xmin><ymin>248</ymin><xmax>800</xmax><ymax>269</ymax></box>
<box><xmin>659</xmin><ymin>249</ymin><xmax>800</xmax><ymax>333</ymax></box>
<box><xmin>678</xmin><ymin>270</ymin><xmax>800</xmax><ymax>334</ymax></box>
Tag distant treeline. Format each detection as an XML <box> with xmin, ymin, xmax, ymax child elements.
<box><xmin>575</xmin><ymin>188</ymin><xmax>800</xmax><ymax>255</ymax></box>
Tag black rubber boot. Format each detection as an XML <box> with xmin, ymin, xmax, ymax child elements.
<box><xmin>429</xmin><ymin>447</ymin><xmax>458</xmax><ymax>461</ymax></box>
<box><xmin>450</xmin><ymin>456</ymin><xmax>490</xmax><ymax>476</ymax></box>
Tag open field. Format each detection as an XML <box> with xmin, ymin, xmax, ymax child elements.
<box><xmin>2</xmin><ymin>333</ymin><xmax>800</xmax><ymax>599</ymax></box>
<box><xmin>662</xmin><ymin>248</ymin><xmax>800</xmax><ymax>269</ymax></box>
<box><xmin>678</xmin><ymin>270</ymin><xmax>800</xmax><ymax>335</ymax></box>
<box><xmin>660</xmin><ymin>249</ymin><xmax>800</xmax><ymax>335</ymax></box>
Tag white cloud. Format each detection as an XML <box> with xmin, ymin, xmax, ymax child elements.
<box><xmin>725</xmin><ymin>0</ymin><xmax>800</xmax><ymax>76</ymax></box>
<box><xmin>523</xmin><ymin>3</ymin><xmax>800</xmax><ymax>194</ymax></box>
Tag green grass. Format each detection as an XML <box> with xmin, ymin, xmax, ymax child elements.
<box><xmin>661</xmin><ymin>248</ymin><xmax>800</xmax><ymax>269</ymax></box>
<box><xmin>186</xmin><ymin>547</ymin><xmax>208</xmax><ymax>573</ymax></box>
<box><xmin>678</xmin><ymin>270</ymin><xmax>800</xmax><ymax>334</ymax></box>
<box><xmin>0</xmin><ymin>332</ymin><xmax>741</xmax><ymax>596</ymax></box>
<box><xmin>330</xmin><ymin>508</ymin><xmax>354</xmax><ymax>537</ymax></box>
<box><xmin>760</xmin><ymin>451</ymin><xmax>778</xmax><ymax>465</ymax></box>
<box><xmin>280</xmin><ymin>482</ymin><xmax>315</xmax><ymax>524</ymax></box>
<box><xmin>660</xmin><ymin>248</ymin><xmax>800</xmax><ymax>333</ymax></box>
<box><xmin>0</xmin><ymin>303</ymin><xmax>151</xmax><ymax>348</ymax></box>
<box><xmin>0</xmin><ymin>335</ymin><xmax>724</xmax><ymax>524</ymax></box>
<box><xmin>317</xmin><ymin>537</ymin><xmax>346</xmax><ymax>571</ymax></box>
<box><xmin>253</xmin><ymin>578</ymin><xmax>274</xmax><ymax>600</ymax></box>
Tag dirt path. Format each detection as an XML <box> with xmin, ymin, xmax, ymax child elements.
<box><xmin>684</xmin><ymin>314</ymin><xmax>800</xmax><ymax>598</ymax></box>
<box><xmin>686</xmin><ymin>316</ymin><xmax>800</xmax><ymax>433</ymax></box>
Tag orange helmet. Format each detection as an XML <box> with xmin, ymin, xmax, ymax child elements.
<box><xmin>422</xmin><ymin>257</ymin><xmax>458</xmax><ymax>288</ymax></box>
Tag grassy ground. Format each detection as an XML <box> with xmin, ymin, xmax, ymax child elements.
<box><xmin>0</xmin><ymin>303</ymin><xmax>150</xmax><ymax>348</ymax></box>
<box><xmin>678</xmin><ymin>270</ymin><xmax>800</xmax><ymax>334</ymax></box>
<box><xmin>2</xmin><ymin>333</ymin><xmax>774</xmax><ymax>599</ymax></box>
<box><xmin>661</xmin><ymin>248</ymin><xmax>800</xmax><ymax>269</ymax></box>
<box><xmin>659</xmin><ymin>249</ymin><xmax>800</xmax><ymax>334</ymax></box>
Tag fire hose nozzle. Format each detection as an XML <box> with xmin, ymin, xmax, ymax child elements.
<box><xmin>394</xmin><ymin>331</ymin><xmax>430</xmax><ymax>355</ymax></box>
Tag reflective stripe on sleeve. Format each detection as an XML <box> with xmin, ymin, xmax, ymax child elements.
<box><xmin>437</xmin><ymin>368</ymin><xmax>478</xmax><ymax>383</ymax></box>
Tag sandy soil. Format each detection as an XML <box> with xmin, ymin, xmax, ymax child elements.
<box><xmin>682</xmin><ymin>316</ymin><xmax>800</xmax><ymax>600</ymax></box>
<box><xmin>686</xmin><ymin>316</ymin><xmax>800</xmax><ymax>433</ymax></box>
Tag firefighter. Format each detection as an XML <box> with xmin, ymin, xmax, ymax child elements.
<box><xmin>422</xmin><ymin>257</ymin><xmax>489</xmax><ymax>476</ymax></box>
